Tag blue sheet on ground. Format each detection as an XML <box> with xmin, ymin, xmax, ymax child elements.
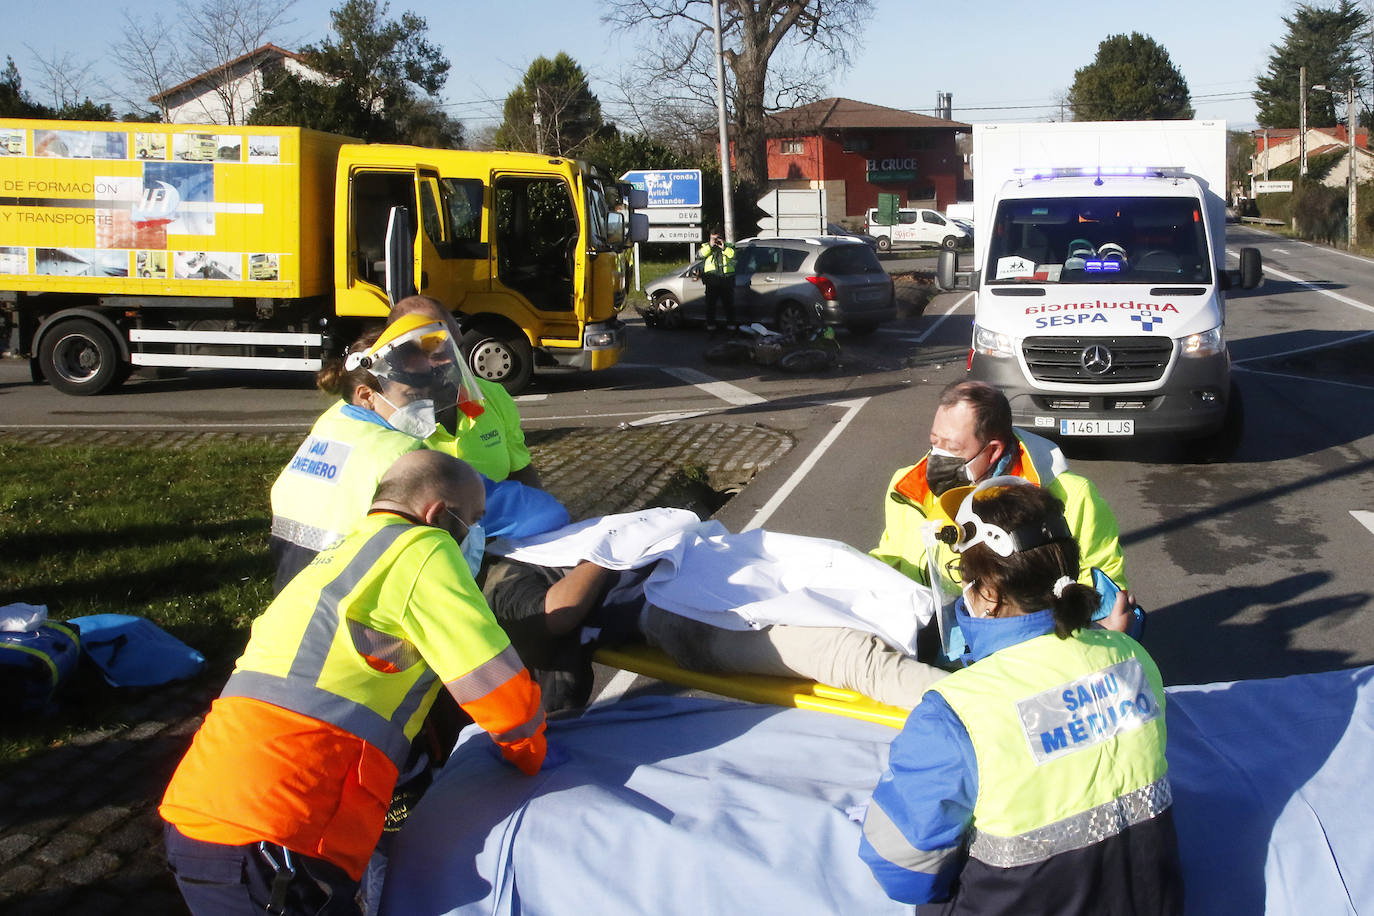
<box><xmin>381</xmin><ymin>666</ymin><xmax>1374</xmax><ymax>915</ymax></box>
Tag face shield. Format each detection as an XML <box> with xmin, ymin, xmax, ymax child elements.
<box><xmin>936</xmin><ymin>476</ymin><xmax>1070</xmax><ymax>558</ymax></box>
<box><xmin>346</xmin><ymin>314</ymin><xmax>485</xmax><ymax>425</ymax></box>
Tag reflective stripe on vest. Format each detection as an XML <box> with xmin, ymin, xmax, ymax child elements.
<box><xmin>270</xmin><ymin>515</ymin><xmax>343</xmax><ymax>553</ymax></box>
<box><xmin>222</xmin><ymin>523</ymin><xmax>432</xmax><ymax>766</ymax></box>
<box><xmin>932</xmin><ymin>631</ymin><xmax>1169</xmax><ymax>868</ymax></box>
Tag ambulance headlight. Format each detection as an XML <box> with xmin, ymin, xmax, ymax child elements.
<box><xmin>972</xmin><ymin>324</ymin><xmax>1015</xmax><ymax>359</ymax></box>
<box><xmin>1181</xmin><ymin>327</ymin><xmax>1224</xmax><ymax>357</ymax></box>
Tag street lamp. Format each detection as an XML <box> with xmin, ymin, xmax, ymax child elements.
<box><xmin>1312</xmin><ymin>82</ymin><xmax>1358</xmax><ymax>249</ymax></box>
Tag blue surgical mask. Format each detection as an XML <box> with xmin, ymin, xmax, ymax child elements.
<box><xmin>444</xmin><ymin>508</ymin><xmax>485</xmax><ymax>577</ymax></box>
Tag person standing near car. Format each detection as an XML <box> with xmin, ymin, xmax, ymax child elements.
<box><xmin>698</xmin><ymin>228</ymin><xmax>736</xmax><ymax>332</ymax></box>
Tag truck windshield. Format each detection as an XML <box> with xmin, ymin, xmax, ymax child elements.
<box><xmin>985</xmin><ymin>196</ymin><xmax>1211</xmax><ymax>284</ymax></box>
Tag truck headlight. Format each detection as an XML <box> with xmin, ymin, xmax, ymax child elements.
<box><xmin>973</xmin><ymin>324</ymin><xmax>1015</xmax><ymax>359</ymax></box>
<box><xmin>1181</xmin><ymin>327</ymin><xmax>1224</xmax><ymax>357</ymax></box>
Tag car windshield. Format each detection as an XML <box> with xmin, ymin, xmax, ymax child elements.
<box><xmin>985</xmin><ymin>196</ymin><xmax>1211</xmax><ymax>284</ymax></box>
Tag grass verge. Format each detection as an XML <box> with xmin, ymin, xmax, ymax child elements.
<box><xmin>0</xmin><ymin>440</ymin><xmax>293</xmax><ymax>763</ymax></box>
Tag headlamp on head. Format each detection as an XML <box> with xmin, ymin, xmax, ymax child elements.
<box><xmin>935</xmin><ymin>476</ymin><xmax>1071</xmax><ymax>557</ymax></box>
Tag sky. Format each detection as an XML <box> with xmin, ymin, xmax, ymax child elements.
<box><xmin>7</xmin><ymin>0</ymin><xmax>1303</xmax><ymax>131</ymax></box>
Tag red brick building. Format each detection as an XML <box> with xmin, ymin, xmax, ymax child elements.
<box><xmin>763</xmin><ymin>97</ymin><xmax>970</xmax><ymax>218</ymax></box>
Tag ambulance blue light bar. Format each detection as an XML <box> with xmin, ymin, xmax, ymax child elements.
<box><xmin>1083</xmin><ymin>260</ymin><xmax>1121</xmax><ymax>273</ymax></box>
<box><xmin>1013</xmin><ymin>166</ymin><xmax>1185</xmax><ymax>180</ymax></box>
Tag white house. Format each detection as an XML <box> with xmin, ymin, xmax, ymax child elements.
<box><xmin>1251</xmin><ymin>126</ymin><xmax>1374</xmax><ymax>188</ymax></box>
<box><xmin>151</xmin><ymin>43</ymin><xmax>322</xmax><ymax>125</ymax></box>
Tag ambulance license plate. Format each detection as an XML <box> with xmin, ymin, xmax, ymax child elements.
<box><xmin>1060</xmin><ymin>419</ymin><xmax>1134</xmax><ymax>436</ymax></box>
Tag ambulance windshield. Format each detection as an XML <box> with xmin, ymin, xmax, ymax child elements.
<box><xmin>985</xmin><ymin>197</ymin><xmax>1211</xmax><ymax>285</ymax></box>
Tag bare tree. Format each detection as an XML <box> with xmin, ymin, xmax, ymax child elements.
<box><xmin>24</xmin><ymin>45</ymin><xmax>101</xmax><ymax>113</ymax></box>
<box><xmin>603</xmin><ymin>0</ymin><xmax>874</xmax><ymax>190</ymax></box>
<box><xmin>115</xmin><ymin>0</ymin><xmax>296</xmax><ymax>124</ymax></box>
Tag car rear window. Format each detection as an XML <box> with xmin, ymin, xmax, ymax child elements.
<box><xmin>815</xmin><ymin>245</ymin><xmax>884</xmax><ymax>275</ymax></box>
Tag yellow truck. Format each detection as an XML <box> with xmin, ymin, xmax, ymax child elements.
<box><xmin>0</xmin><ymin>119</ymin><xmax>647</xmax><ymax>394</ymax></box>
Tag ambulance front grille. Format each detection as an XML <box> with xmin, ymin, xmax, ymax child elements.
<box><xmin>1021</xmin><ymin>336</ymin><xmax>1172</xmax><ymax>384</ymax></box>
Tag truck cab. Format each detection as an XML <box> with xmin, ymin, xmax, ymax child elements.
<box><xmin>863</xmin><ymin>206</ymin><xmax>969</xmax><ymax>252</ymax></box>
<box><xmin>336</xmin><ymin>147</ymin><xmax>638</xmax><ymax>391</ymax></box>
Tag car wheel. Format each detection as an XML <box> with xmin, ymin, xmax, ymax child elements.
<box><xmin>38</xmin><ymin>318</ymin><xmax>127</xmax><ymax>396</ymax></box>
<box><xmin>941</xmin><ymin>235</ymin><xmax>958</xmax><ymax>251</ymax></box>
<box><xmin>461</xmin><ymin>322</ymin><xmax>534</xmax><ymax>394</ymax></box>
<box><xmin>777</xmin><ymin>301</ymin><xmax>816</xmax><ymax>338</ymax></box>
<box><xmin>652</xmin><ymin>292</ymin><xmax>685</xmax><ymax>330</ymax></box>
<box><xmin>876</xmin><ymin>236</ymin><xmax>891</xmax><ymax>253</ymax></box>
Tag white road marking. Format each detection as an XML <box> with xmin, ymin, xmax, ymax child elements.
<box><xmin>915</xmin><ymin>292</ymin><xmax>975</xmax><ymax>343</ymax></box>
<box><xmin>743</xmin><ymin>397</ymin><xmax>870</xmax><ymax>532</ymax></box>
<box><xmin>593</xmin><ymin>667</ymin><xmax>641</xmax><ymax>706</ymax></box>
<box><xmin>514</xmin><ymin>393</ymin><xmax>548</xmax><ymax>402</ymax></box>
<box><xmin>1234</xmin><ymin>365</ymin><xmax>1374</xmax><ymax>391</ymax></box>
<box><xmin>659</xmin><ymin>366</ymin><xmax>766</xmax><ymax>406</ymax></box>
<box><xmin>1353</xmin><ymin>511</ymin><xmax>1374</xmax><ymax>536</ymax></box>
<box><xmin>629</xmin><ymin>411</ymin><xmax>712</xmax><ymax>426</ymax></box>
<box><xmin>1233</xmin><ymin>329</ymin><xmax>1374</xmax><ymax>364</ymax></box>
<box><xmin>1230</xmin><ymin>251</ymin><xmax>1374</xmax><ymax>316</ymax></box>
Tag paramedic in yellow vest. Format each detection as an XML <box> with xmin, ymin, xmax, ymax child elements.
<box><xmin>873</xmin><ymin>380</ymin><xmax>1131</xmax><ymax>623</ymax></box>
<box><xmin>162</xmin><ymin>450</ymin><xmax>547</xmax><ymax>915</ymax></box>
<box><xmin>388</xmin><ymin>296</ymin><xmax>541</xmax><ymax>487</ymax></box>
<box><xmin>860</xmin><ymin>480</ymin><xmax>1182</xmax><ymax>913</ymax></box>
<box><xmin>698</xmin><ymin>228</ymin><xmax>737</xmax><ymax>332</ymax></box>
<box><xmin>269</xmin><ymin>315</ymin><xmax>469</xmax><ymax>591</ymax></box>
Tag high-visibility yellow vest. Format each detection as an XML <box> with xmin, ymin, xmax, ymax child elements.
<box><xmin>930</xmin><ymin>629</ymin><xmax>1169</xmax><ymax>868</ymax></box>
<box><xmin>270</xmin><ymin>401</ymin><xmax>424</xmax><ymax>553</ymax></box>
<box><xmin>699</xmin><ymin>242</ymin><xmax>736</xmax><ymax>275</ymax></box>
<box><xmin>425</xmin><ymin>378</ymin><xmax>532</xmax><ymax>481</ymax></box>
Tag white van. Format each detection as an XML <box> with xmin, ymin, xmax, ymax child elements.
<box><xmin>863</xmin><ymin>207</ymin><xmax>969</xmax><ymax>252</ymax></box>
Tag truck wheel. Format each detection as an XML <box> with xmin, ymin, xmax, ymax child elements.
<box><xmin>38</xmin><ymin>318</ymin><xmax>126</xmax><ymax>395</ymax></box>
<box><xmin>876</xmin><ymin>236</ymin><xmax>891</xmax><ymax>253</ymax></box>
<box><xmin>461</xmin><ymin>324</ymin><xmax>533</xmax><ymax>395</ymax></box>
<box><xmin>941</xmin><ymin>235</ymin><xmax>958</xmax><ymax>251</ymax></box>
<box><xmin>1190</xmin><ymin>383</ymin><xmax>1244</xmax><ymax>464</ymax></box>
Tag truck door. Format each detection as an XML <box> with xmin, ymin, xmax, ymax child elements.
<box><xmin>342</xmin><ymin>168</ymin><xmax>420</xmax><ymax>316</ymax></box>
<box><xmin>416</xmin><ymin>173</ymin><xmax>489</xmax><ymax>308</ymax></box>
<box><xmin>492</xmin><ymin>172</ymin><xmax>581</xmax><ymax>340</ymax></box>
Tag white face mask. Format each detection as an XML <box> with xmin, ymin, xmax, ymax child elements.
<box><xmin>961</xmin><ymin>582</ymin><xmax>992</xmax><ymax>618</ymax></box>
<box><xmin>459</xmin><ymin>521</ymin><xmax>486</xmax><ymax>578</ymax></box>
<box><xmin>377</xmin><ymin>393</ymin><xmax>437</xmax><ymax>440</ymax></box>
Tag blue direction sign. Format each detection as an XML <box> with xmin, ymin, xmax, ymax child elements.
<box><xmin>620</xmin><ymin>169</ymin><xmax>703</xmax><ymax>208</ymax></box>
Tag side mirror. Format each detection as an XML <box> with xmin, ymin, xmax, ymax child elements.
<box><xmin>936</xmin><ymin>249</ymin><xmax>958</xmax><ymax>291</ymax></box>
<box><xmin>628</xmin><ymin>187</ymin><xmax>649</xmax><ymax>210</ymax></box>
<box><xmin>629</xmin><ymin>212</ymin><xmax>650</xmax><ymax>244</ymax></box>
<box><xmin>1239</xmin><ymin>247</ymin><xmax>1263</xmax><ymax>289</ymax></box>
<box><xmin>606</xmin><ymin>211</ymin><xmax>626</xmax><ymax>248</ymax></box>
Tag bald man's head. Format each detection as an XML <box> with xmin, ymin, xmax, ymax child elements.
<box><xmin>389</xmin><ymin>295</ymin><xmax>455</xmax><ymax>333</ymax></box>
<box><xmin>372</xmin><ymin>450</ymin><xmax>484</xmax><ymax>526</ymax></box>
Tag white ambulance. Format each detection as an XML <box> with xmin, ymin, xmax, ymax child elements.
<box><xmin>937</xmin><ymin>120</ymin><xmax>1262</xmax><ymax>461</ymax></box>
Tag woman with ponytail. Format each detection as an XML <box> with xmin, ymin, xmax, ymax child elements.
<box><xmin>860</xmin><ymin>480</ymin><xmax>1182</xmax><ymax>915</ymax></box>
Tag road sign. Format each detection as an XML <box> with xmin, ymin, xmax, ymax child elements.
<box><xmin>756</xmin><ymin>188</ymin><xmax>825</xmax><ymax>237</ymax></box>
<box><xmin>1254</xmin><ymin>180</ymin><xmax>1294</xmax><ymax>194</ymax></box>
<box><xmin>647</xmin><ymin>207</ymin><xmax>702</xmax><ymax>225</ymax></box>
<box><xmin>647</xmin><ymin>226</ymin><xmax>703</xmax><ymax>243</ymax></box>
<box><xmin>621</xmin><ymin>169</ymin><xmax>703</xmax><ymax>208</ymax></box>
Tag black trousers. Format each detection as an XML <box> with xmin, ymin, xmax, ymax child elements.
<box><xmin>703</xmin><ymin>274</ymin><xmax>736</xmax><ymax>326</ymax></box>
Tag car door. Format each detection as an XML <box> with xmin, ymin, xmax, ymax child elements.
<box><xmin>918</xmin><ymin>209</ymin><xmax>950</xmax><ymax>246</ymax></box>
<box><xmin>737</xmin><ymin>243</ymin><xmax>781</xmax><ymax>322</ymax></box>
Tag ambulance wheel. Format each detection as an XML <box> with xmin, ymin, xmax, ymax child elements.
<box><xmin>461</xmin><ymin>321</ymin><xmax>533</xmax><ymax>395</ymax></box>
<box><xmin>38</xmin><ymin>318</ymin><xmax>127</xmax><ymax>395</ymax></box>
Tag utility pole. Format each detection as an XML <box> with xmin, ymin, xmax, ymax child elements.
<box><xmin>1263</xmin><ymin>128</ymin><xmax>1270</xmax><ymax>180</ymax></box>
<box><xmin>710</xmin><ymin>0</ymin><xmax>735</xmax><ymax>242</ymax></box>
<box><xmin>1348</xmin><ymin>80</ymin><xmax>1358</xmax><ymax>248</ymax></box>
<box><xmin>1299</xmin><ymin>66</ymin><xmax>1307</xmax><ymax>181</ymax></box>
<box><xmin>533</xmin><ymin>86</ymin><xmax>544</xmax><ymax>156</ymax></box>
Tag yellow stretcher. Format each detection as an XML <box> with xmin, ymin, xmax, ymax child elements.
<box><xmin>593</xmin><ymin>644</ymin><xmax>911</xmax><ymax>729</ymax></box>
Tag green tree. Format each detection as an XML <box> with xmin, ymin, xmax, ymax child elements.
<box><xmin>494</xmin><ymin>54</ymin><xmax>607</xmax><ymax>156</ymax></box>
<box><xmin>1068</xmin><ymin>33</ymin><xmax>1194</xmax><ymax>121</ymax></box>
<box><xmin>250</xmin><ymin>0</ymin><xmax>458</xmax><ymax>145</ymax></box>
<box><xmin>0</xmin><ymin>57</ymin><xmax>51</xmax><ymax>118</ymax></box>
<box><xmin>1254</xmin><ymin>0</ymin><xmax>1369</xmax><ymax>129</ymax></box>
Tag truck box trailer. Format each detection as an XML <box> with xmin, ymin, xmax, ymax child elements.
<box><xmin>937</xmin><ymin>120</ymin><xmax>1262</xmax><ymax>460</ymax></box>
<box><xmin>0</xmin><ymin>119</ymin><xmax>647</xmax><ymax>394</ymax></box>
